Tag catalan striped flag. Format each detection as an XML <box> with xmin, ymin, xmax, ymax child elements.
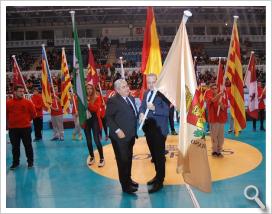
<box><xmin>61</xmin><ymin>48</ymin><xmax>72</xmax><ymax>114</ymax></box>
<box><xmin>140</xmin><ymin>6</ymin><xmax>162</xmax><ymax>99</ymax></box>
<box><xmin>41</xmin><ymin>46</ymin><xmax>53</xmax><ymax>112</ymax></box>
<box><xmin>86</xmin><ymin>46</ymin><xmax>99</xmax><ymax>86</ymax></box>
<box><xmin>225</xmin><ymin>17</ymin><xmax>246</xmax><ymax>136</ymax></box>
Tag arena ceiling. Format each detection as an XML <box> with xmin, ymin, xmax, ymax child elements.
<box><xmin>6</xmin><ymin>6</ymin><xmax>265</xmax><ymax>27</ymax></box>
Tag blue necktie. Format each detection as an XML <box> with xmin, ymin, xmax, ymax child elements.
<box><xmin>147</xmin><ymin>90</ymin><xmax>153</xmax><ymax>102</ymax></box>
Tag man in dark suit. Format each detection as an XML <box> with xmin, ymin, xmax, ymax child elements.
<box><xmin>106</xmin><ymin>79</ymin><xmax>138</xmax><ymax>194</ymax></box>
<box><xmin>139</xmin><ymin>73</ymin><xmax>170</xmax><ymax>193</ymax></box>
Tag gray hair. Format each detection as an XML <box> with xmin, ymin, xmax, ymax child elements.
<box><xmin>114</xmin><ymin>79</ymin><xmax>127</xmax><ymax>90</ymax></box>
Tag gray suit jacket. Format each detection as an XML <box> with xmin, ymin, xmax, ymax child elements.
<box><xmin>106</xmin><ymin>93</ymin><xmax>138</xmax><ymax>143</ymax></box>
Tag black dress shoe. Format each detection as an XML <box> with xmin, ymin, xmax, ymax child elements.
<box><xmin>10</xmin><ymin>164</ymin><xmax>19</xmax><ymax>170</ymax></box>
<box><xmin>148</xmin><ymin>182</ymin><xmax>163</xmax><ymax>193</ymax></box>
<box><xmin>130</xmin><ymin>180</ymin><xmax>139</xmax><ymax>188</ymax></box>
<box><xmin>122</xmin><ymin>185</ymin><xmax>138</xmax><ymax>194</ymax></box>
<box><xmin>147</xmin><ymin>176</ymin><xmax>157</xmax><ymax>185</ymax></box>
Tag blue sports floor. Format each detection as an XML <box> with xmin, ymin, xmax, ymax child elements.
<box><xmin>5</xmin><ymin>119</ymin><xmax>266</xmax><ymax>208</ymax></box>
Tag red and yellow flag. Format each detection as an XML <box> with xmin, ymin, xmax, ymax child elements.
<box><xmin>225</xmin><ymin>17</ymin><xmax>246</xmax><ymax>135</ymax></box>
<box><xmin>86</xmin><ymin>47</ymin><xmax>99</xmax><ymax>86</ymax></box>
<box><xmin>61</xmin><ymin>48</ymin><xmax>72</xmax><ymax>114</ymax></box>
<box><xmin>140</xmin><ymin>6</ymin><xmax>162</xmax><ymax>99</ymax></box>
<box><xmin>41</xmin><ymin>46</ymin><xmax>53</xmax><ymax>112</ymax></box>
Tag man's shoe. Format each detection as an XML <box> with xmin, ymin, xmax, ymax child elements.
<box><xmin>28</xmin><ymin>163</ymin><xmax>33</xmax><ymax>168</ymax></box>
<box><xmin>51</xmin><ymin>137</ymin><xmax>59</xmax><ymax>141</ymax></box>
<box><xmin>217</xmin><ymin>152</ymin><xmax>224</xmax><ymax>158</ymax></box>
<box><xmin>260</xmin><ymin>128</ymin><xmax>266</xmax><ymax>131</ymax></box>
<box><xmin>228</xmin><ymin>129</ymin><xmax>233</xmax><ymax>134</ymax></box>
<box><xmin>147</xmin><ymin>176</ymin><xmax>157</xmax><ymax>185</ymax></box>
<box><xmin>148</xmin><ymin>182</ymin><xmax>163</xmax><ymax>193</ymax></box>
<box><xmin>98</xmin><ymin>159</ymin><xmax>105</xmax><ymax>167</ymax></box>
<box><xmin>10</xmin><ymin>164</ymin><xmax>19</xmax><ymax>170</ymax></box>
<box><xmin>88</xmin><ymin>157</ymin><xmax>95</xmax><ymax>166</ymax></box>
<box><xmin>122</xmin><ymin>185</ymin><xmax>138</xmax><ymax>194</ymax></box>
<box><xmin>171</xmin><ymin>130</ymin><xmax>178</xmax><ymax>135</ymax></box>
<box><xmin>212</xmin><ymin>152</ymin><xmax>218</xmax><ymax>157</ymax></box>
<box><xmin>253</xmin><ymin>128</ymin><xmax>256</xmax><ymax>132</ymax></box>
<box><xmin>130</xmin><ymin>179</ymin><xmax>139</xmax><ymax>188</ymax></box>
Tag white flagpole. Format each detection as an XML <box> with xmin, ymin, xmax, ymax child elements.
<box><xmin>42</xmin><ymin>44</ymin><xmax>59</xmax><ymax>110</ymax></box>
<box><xmin>119</xmin><ymin>56</ymin><xmax>125</xmax><ymax>79</ymax></box>
<box><xmin>12</xmin><ymin>55</ymin><xmax>30</xmax><ymax>95</ymax></box>
<box><xmin>139</xmin><ymin>10</ymin><xmax>192</xmax><ymax>131</ymax></box>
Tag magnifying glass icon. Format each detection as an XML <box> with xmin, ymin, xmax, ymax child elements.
<box><xmin>244</xmin><ymin>185</ymin><xmax>265</xmax><ymax>209</ymax></box>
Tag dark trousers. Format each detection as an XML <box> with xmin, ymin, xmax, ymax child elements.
<box><xmin>9</xmin><ymin>127</ymin><xmax>33</xmax><ymax>165</ymax></box>
<box><xmin>253</xmin><ymin>109</ymin><xmax>265</xmax><ymax>130</ymax></box>
<box><xmin>84</xmin><ymin>116</ymin><xmax>104</xmax><ymax>159</ymax></box>
<box><xmin>110</xmin><ymin>137</ymin><xmax>135</xmax><ymax>189</ymax></box>
<box><xmin>143</xmin><ymin>119</ymin><xmax>166</xmax><ymax>184</ymax></box>
<box><xmin>169</xmin><ymin>106</ymin><xmax>175</xmax><ymax>131</ymax></box>
<box><xmin>33</xmin><ymin>117</ymin><xmax>43</xmax><ymax>139</ymax></box>
<box><xmin>100</xmin><ymin>117</ymin><xmax>108</xmax><ymax>137</ymax></box>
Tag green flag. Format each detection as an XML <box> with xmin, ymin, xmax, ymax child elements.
<box><xmin>70</xmin><ymin>11</ymin><xmax>87</xmax><ymax>126</ymax></box>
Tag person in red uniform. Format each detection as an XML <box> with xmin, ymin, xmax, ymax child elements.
<box><xmin>205</xmin><ymin>82</ymin><xmax>228</xmax><ymax>157</ymax></box>
<box><xmin>84</xmin><ymin>83</ymin><xmax>105</xmax><ymax>167</ymax></box>
<box><xmin>7</xmin><ymin>85</ymin><xmax>36</xmax><ymax>170</ymax></box>
<box><xmin>50</xmin><ymin>85</ymin><xmax>64</xmax><ymax>141</ymax></box>
<box><xmin>31</xmin><ymin>87</ymin><xmax>43</xmax><ymax>141</ymax></box>
<box><xmin>253</xmin><ymin>82</ymin><xmax>266</xmax><ymax>131</ymax></box>
<box><xmin>71</xmin><ymin>92</ymin><xmax>82</xmax><ymax>141</ymax></box>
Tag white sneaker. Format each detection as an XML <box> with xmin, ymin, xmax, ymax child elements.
<box><xmin>88</xmin><ymin>157</ymin><xmax>95</xmax><ymax>166</ymax></box>
<box><xmin>98</xmin><ymin>159</ymin><xmax>105</xmax><ymax>167</ymax></box>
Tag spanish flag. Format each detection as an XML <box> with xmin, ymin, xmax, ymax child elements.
<box><xmin>140</xmin><ymin>6</ymin><xmax>162</xmax><ymax>99</ymax></box>
<box><xmin>225</xmin><ymin>17</ymin><xmax>246</xmax><ymax>136</ymax></box>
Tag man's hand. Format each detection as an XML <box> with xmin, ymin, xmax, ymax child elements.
<box><xmin>117</xmin><ymin>129</ymin><xmax>125</xmax><ymax>139</ymax></box>
<box><xmin>147</xmin><ymin>102</ymin><xmax>155</xmax><ymax>111</ymax></box>
<box><xmin>139</xmin><ymin>113</ymin><xmax>145</xmax><ymax>124</ymax></box>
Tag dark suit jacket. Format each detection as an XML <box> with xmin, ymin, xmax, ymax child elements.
<box><xmin>139</xmin><ymin>90</ymin><xmax>170</xmax><ymax>136</ymax></box>
<box><xmin>106</xmin><ymin>93</ymin><xmax>138</xmax><ymax>143</ymax></box>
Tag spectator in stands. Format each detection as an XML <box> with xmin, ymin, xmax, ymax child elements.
<box><xmin>50</xmin><ymin>85</ymin><xmax>64</xmax><ymax>141</ymax></box>
<box><xmin>31</xmin><ymin>87</ymin><xmax>43</xmax><ymax>141</ymax></box>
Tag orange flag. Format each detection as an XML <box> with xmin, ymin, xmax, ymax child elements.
<box><xmin>225</xmin><ymin>17</ymin><xmax>246</xmax><ymax>136</ymax></box>
<box><xmin>140</xmin><ymin>6</ymin><xmax>162</xmax><ymax>99</ymax></box>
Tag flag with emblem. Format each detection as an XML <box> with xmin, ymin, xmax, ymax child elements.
<box><xmin>244</xmin><ymin>51</ymin><xmax>258</xmax><ymax>119</ymax></box>
<box><xmin>155</xmin><ymin>11</ymin><xmax>211</xmax><ymax>192</ymax></box>
<box><xmin>70</xmin><ymin>11</ymin><xmax>88</xmax><ymax>126</ymax></box>
<box><xmin>60</xmin><ymin>48</ymin><xmax>72</xmax><ymax>114</ymax></box>
<box><xmin>86</xmin><ymin>46</ymin><xmax>99</xmax><ymax>86</ymax></box>
<box><xmin>225</xmin><ymin>17</ymin><xmax>246</xmax><ymax>135</ymax></box>
<box><xmin>12</xmin><ymin>55</ymin><xmax>29</xmax><ymax>93</ymax></box>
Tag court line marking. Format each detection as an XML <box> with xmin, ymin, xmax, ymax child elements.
<box><xmin>185</xmin><ymin>183</ymin><xmax>200</xmax><ymax>208</ymax></box>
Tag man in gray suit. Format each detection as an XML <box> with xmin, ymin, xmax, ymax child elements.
<box><xmin>139</xmin><ymin>73</ymin><xmax>170</xmax><ymax>193</ymax></box>
<box><xmin>106</xmin><ymin>79</ymin><xmax>138</xmax><ymax>194</ymax></box>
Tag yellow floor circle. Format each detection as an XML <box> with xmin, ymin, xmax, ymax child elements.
<box><xmin>87</xmin><ymin>136</ymin><xmax>262</xmax><ymax>185</ymax></box>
